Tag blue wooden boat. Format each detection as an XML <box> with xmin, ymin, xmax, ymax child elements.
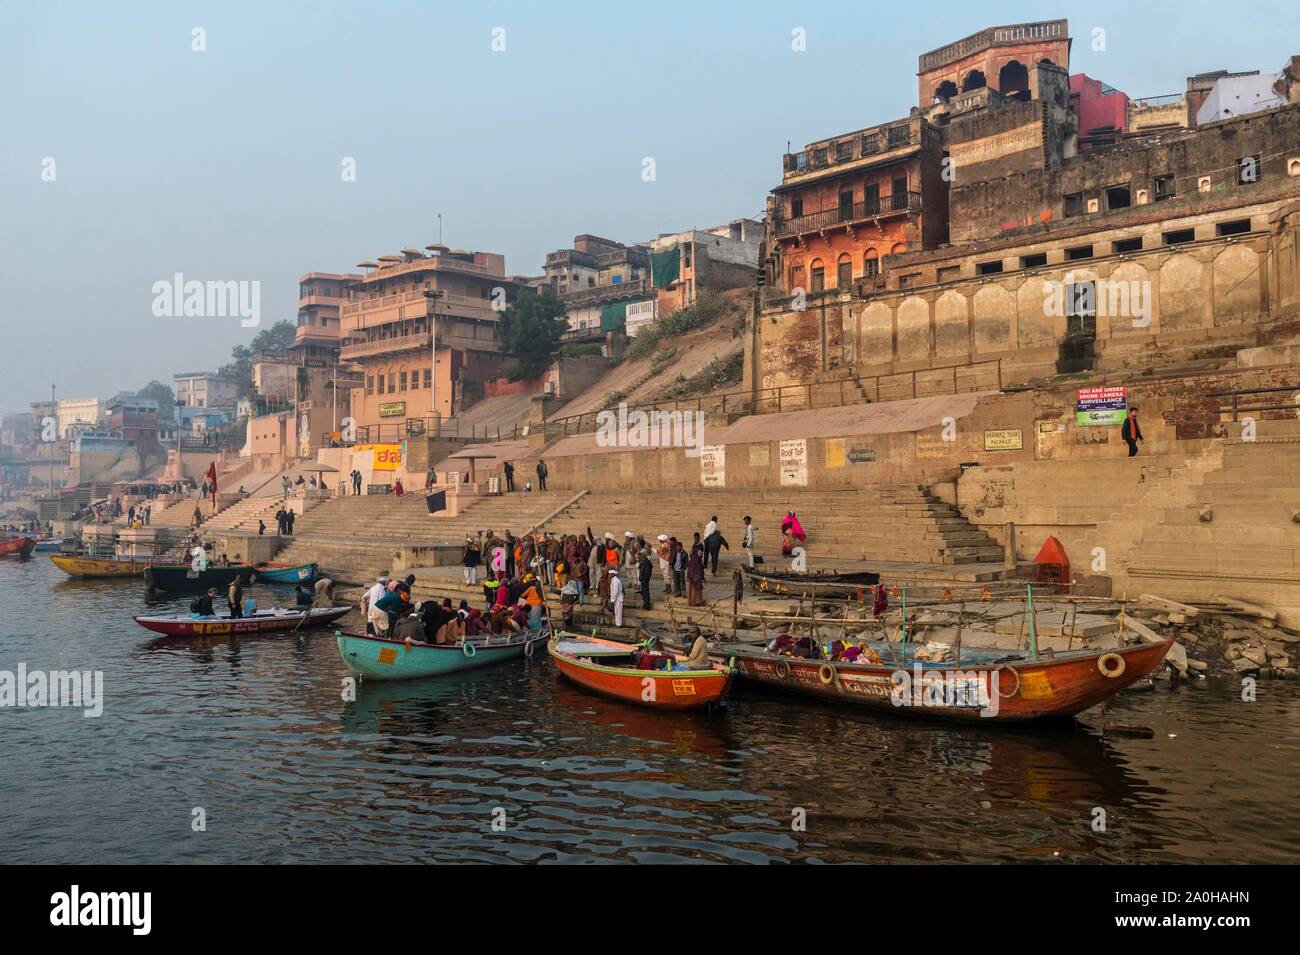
<box><xmin>33</xmin><ymin>538</ymin><xmax>68</xmax><ymax>553</ymax></box>
<box><xmin>253</xmin><ymin>561</ymin><xmax>319</xmax><ymax>584</ymax></box>
<box><xmin>335</xmin><ymin>626</ymin><xmax>548</xmax><ymax>681</ymax></box>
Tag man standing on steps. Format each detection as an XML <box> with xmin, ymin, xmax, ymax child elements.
<box><xmin>638</xmin><ymin>546</ymin><xmax>653</xmax><ymax>611</ymax></box>
<box><xmin>1121</xmin><ymin>407</ymin><xmax>1143</xmax><ymax>457</ymax></box>
<box><xmin>742</xmin><ymin>515</ymin><xmax>756</xmax><ymax>569</ymax></box>
<box><xmin>608</xmin><ymin>567</ymin><xmax>625</xmax><ymax>627</ymax></box>
<box><xmin>503</xmin><ymin>460</ymin><xmax>515</xmax><ymax>493</ymax></box>
<box><xmin>535</xmin><ymin>458</ymin><xmax>548</xmax><ymax>491</ymax></box>
<box><xmin>704</xmin><ymin>520</ymin><xmax>728</xmax><ymax>577</ymax></box>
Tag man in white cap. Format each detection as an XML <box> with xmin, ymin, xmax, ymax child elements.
<box><xmin>362</xmin><ymin>575</ymin><xmax>390</xmax><ymax>635</ymax></box>
<box><xmin>656</xmin><ymin>534</ymin><xmax>672</xmax><ymax>593</ymax></box>
<box><xmin>608</xmin><ymin>566</ymin><xmax>625</xmax><ymax>627</ymax></box>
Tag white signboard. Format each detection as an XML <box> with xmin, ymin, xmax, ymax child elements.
<box><xmin>701</xmin><ymin>445</ymin><xmax>725</xmax><ymax>487</ymax></box>
<box><xmin>780</xmin><ymin>439</ymin><xmax>807</xmax><ymax>486</ymax></box>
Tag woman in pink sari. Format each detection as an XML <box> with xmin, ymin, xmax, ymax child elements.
<box><xmin>780</xmin><ymin>511</ymin><xmax>806</xmax><ymax>556</ymax></box>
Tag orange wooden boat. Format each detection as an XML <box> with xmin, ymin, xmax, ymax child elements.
<box><xmin>548</xmin><ymin>633</ymin><xmax>733</xmax><ymax>711</ymax></box>
<box><xmin>714</xmin><ymin>638</ymin><xmax>1173</xmax><ymax>723</ymax></box>
<box><xmin>0</xmin><ymin>536</ymin><xmax>37</xmax><ymax>559</ymax></box>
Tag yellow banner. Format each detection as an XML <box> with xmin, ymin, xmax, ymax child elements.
<box><xmin>358</xmin><ymin>443</ymin><xmax>402</xmax><ymax>470</ymax></box>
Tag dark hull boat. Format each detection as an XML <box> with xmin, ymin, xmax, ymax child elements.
<box><xmin>144</xmin><ymin>563</ymin><xmax>257</xmax><ymax>594</ymax></box>
<box><xmin>744</xmin><ymin>567</ymin><xmax>880</xmax><ymax>598</ymax></box>
<box><xmin>134</xmin><ymin>605</ymin><xmax>351</xmax><ymax>637</ymax></box>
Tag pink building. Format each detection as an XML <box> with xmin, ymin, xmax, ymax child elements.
<box><xmin>1070</xmin><ymin>73</ymin><xmax>1129</xmax><ymax>150</ymax></box>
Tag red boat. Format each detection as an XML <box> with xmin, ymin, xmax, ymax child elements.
<box><xmin>713</xmin><ymin>638</ymin><xmax>1173</xmax><ymax>723</ymax></box>
<box><xmin>0</xmin><ymin>536</ymin><xmax>37</xmax><ymax>559</ymax></box>
<box><xmin>133</xmin><ymin>605</ymin><xmax>352</xmax><ymax>637</ymax></box>
<box><xmin>549</xmin><ymin>633</ymin><xmax>733</xmax><ymax>711</ymax></box>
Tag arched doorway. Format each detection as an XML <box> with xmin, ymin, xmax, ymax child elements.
<box><xmin>999</xmin><ymin>60</ymin><xmax>1029</xmax><ymax>101</ymax></box>
<box><xmin>961</xmin><ymin>69</ymin><xmax>986</xmax><ymax>93</ymax></box>
<box><xmin>933</xmin><ymin>80</ymin><xmax>958</xmax><ymax>104</ymax></box>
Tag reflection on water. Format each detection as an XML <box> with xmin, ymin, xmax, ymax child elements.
<box><xmin>3</xmin><ymin>556</ymin><xmax>1298</xmax><ymax>863</ymax></box>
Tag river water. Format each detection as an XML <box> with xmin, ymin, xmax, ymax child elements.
<box><xmin>2</xmin><ymin>556</ymin><xmax>1297</xmax><ymax>864</ymax></box>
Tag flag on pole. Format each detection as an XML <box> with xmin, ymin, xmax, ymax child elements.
<box><xmin>206</xmin><ymin>462</ymin><xmax>218</xmax><ymax>507</ymax></box>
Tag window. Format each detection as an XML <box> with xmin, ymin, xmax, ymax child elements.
<box><xmin>1153</xmin><ymin>174</ymin><xmax>1175</xmax><ymax>200</ymax></box>
<box><xmin>791</xmin><ymin>197</ymin><xmax>804</xmax><ymax>219</ymax></box>
<box><xmin>399</xmin><ymin>371</ymin><xmax>408</xmax><ymax>392</ymax></box>
<box><xmin>1216</xmin><ymin>219</ymin><xmax>1251</xmax><ymax>237</ymax></box>
<box><xmin>366</xmin><ymin>375</ymin><xmax>374</xmax><ymax>395</ymax></box>
<box><xmin>837</xmin><ymin>254</ymin><xmax>852</xmax><ymax>288</ymax></box>
<box><xmin>1066</xmin><ymin>245</ymin><xmax>1093</xmax><ymax>260</ymax></box>
<box><xmin>835</xmin><ymin>141</ymin><xmax>852</xmax><ymax>162</ymax></box>
<box><xmin>1113</xmin><ymin>237</ymin><xmax>1142</xmax><ymax>254</ymax></box>
<box><xmin>1065</xmin><ymin>281</ymin><xmax>1097</xmax><ymax>338</ymax></box>
<box><xmin>810</xmin><ymin>260</ymin><xmax>825</xmax><ymax>292</ymax></box>
<box><xmin>864</xmin><ymin>182</ymin><xmax>880</xmax><ymax>214</ymax></box>
<box><xmin>1237</xmin><ymin>155</ymin><xmax>1261</xmax><ymax>185</ymax></box>
<box><xmin>937</xmin><ymin>265</ymin><xmax>960</xmax><ymax>283</ymax></box>
<box><xmin>839</xmin><ymin>190</ymin><xmax>854</xmax><ymax>221</ymax></box>
<box><xmin>863</xmin><ymin>252</ymin><xmax>880</xmax><ymax>277</ymax></box>
<box><xmin>976</xmin><ymin>261</ymin><xmax>1003</xmax><ymax>275</ymax></box>
<box><xmin>1020</xmin><ymin>253</ymin><xmax>1048</xmax><ymax>268</ymax></box>
<box><xmin>423</xmin><ymin>369</ymin><xmax>432</xmax><ymax>389</ymax></box>
<box><xmin>378</xmin><ymin>374</ymin><xmax>386</xmax><ymax>394</ymax></box>
<box><xmin>812</xmin><ymin>147</ymin><xmax>828</xmax><ymax>166</ymax></box>
<box><xmin>898</xmin><ymin>272</ymin><xmax>921</xmax><ymax>287</ymax></box>
<box><xmin>683</xmin><ymin>244</ymin><xmax>692</xmax><ymax>269</ymax></box>
<box><xmin>1105</xmin><ymin>184</ymin><xmax>1131</xmax><ymax>210</ymax></box>
<box><xmin>1064</xmin><ymin>193</ymin><xmax>1084</xmax><ymax>217</ymax></box>
<box><xmin>1163</xmin><ymin>228</ymin><xmax>1195</xmax><ymax>246</ymax></box>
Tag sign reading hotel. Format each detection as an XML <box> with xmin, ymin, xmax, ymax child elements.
<box><xmin>983</xmin><ymin>429</ymin><xmax>1023</xmax><ymax>451</ymax></box>
<box><xmin>358</xmin><ymin>442</ymin><xmax>402</xmax><ymax>471</ymax></box>
<box><xmin>378</xmin><ymin>401</ymin><xmax>406</xmax><ymax>418</ymax></box>
<box><xmin>780</xmin><ymin>439</ymin><xmax>807</xmax><ymax>486</ymax></box>
<box><xmin>700</xmin><ymin>445</ymin><xmax>725</xmax><ymax>487</ymax></box>
<box><xmin>1076</xmin><ymin>387</ymin><xmax>1127</xmax><ymax>427</ymax></box>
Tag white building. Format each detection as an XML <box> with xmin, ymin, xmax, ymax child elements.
<box><xmin>56</xmin><ymin>397</ymin><xmax>101</xmax><ymax>440</ymax></box>
<box><xmin>1196</xmin><ymin>72</ymin><xmax>1285</xmax><ymax>125</ymax></box>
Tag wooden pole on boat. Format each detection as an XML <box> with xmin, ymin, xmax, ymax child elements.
<box><xmin>900</xmin><ymin>586</ymin><xmax>909</xmax><ymax>659</ymax></box>
<box><xmin>1027</xmin><ymin>583</ymin><xmax>1038</xmax><ymax>662</ymax></box>
<box><xmin>665</xmin><ymin>590</ymin><xmax>680</xmax><ymax>639</ymax></box>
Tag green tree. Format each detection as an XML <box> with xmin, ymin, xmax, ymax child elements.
<box><xmin>496</xmin><ymin>290</ymin><xmax>568</xmax><ymax>380</ymax></box>
<box><xmin>137</xmin><ymin>380</ymin><xmax>177</xmax><ymax>422</ymax></box>
<box><xmin>218</xmin><ymin>320</ymin><xmax>297</xmax><ymax>397</ymax></box>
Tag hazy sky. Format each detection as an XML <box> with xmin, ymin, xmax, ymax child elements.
<box><xmin>4</xmin><ymin>0</ymin><xmax>1296</xmax><ymax>413</ymax></box>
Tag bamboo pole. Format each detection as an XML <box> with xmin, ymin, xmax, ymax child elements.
<box><xmin>1028</xmin><ymin>583</ymin><xmax>1038</xmax><ymax>662</ymax></box>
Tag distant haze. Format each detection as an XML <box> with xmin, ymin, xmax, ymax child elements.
<box><xmin>4</xmin><ymin>0</ymin><xmax>1295</xmax><ymax>412</ymax></box>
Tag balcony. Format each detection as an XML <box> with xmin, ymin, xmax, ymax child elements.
<box><xmin>339</xmin><ymin>332</ymin><xmax>433</xmax><ymax>362</ymax></box>
<box><xmin>341</xmin><ymin>289</ymin><xmax>497</xmax><ymax>319</ymax></box>
<box><xmin>773</xmin><ymin>191</ymin><xmax>922</xmax><ymax>238</ymax></box>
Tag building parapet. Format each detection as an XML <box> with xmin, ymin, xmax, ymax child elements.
<box><xmin>918</xmin><ymin>19</ymin><xmax>1069</xmax><ymax>73</ymax></box>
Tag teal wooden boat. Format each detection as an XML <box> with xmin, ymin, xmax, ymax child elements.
<box><xmin>253</xmin><ymin>561</ymin><xmax>319</xmax><ymax>584</ymax></box>
<box><xmin>335</xmin><ymin>627</ymin><xmax>548</xmax><ymax>681</ymax></box>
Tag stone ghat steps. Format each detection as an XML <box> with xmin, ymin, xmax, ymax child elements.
<box><xmin>541</xmin><ymin>487</ymin><xmax>1003</xmax><ymax>565</ymax></box>
<box><xmin>141</xmin><ymin>497</ymin><xmax>211</xmax><ymax>528</ymax></box>
<box><xmin>202</xmin><ymin>496</ymin><xmax>295</xmax><ymax>533</ymax></box>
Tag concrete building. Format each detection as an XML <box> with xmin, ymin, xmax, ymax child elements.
<box><xmin>174</xmin><ymin>373</ymin><xmax>239</xmax><ymax>409</ymax></box>
<box><xmin>1195</xmin><ymin>71</ymin><xmax>1285</xmax><ymax>125</ymax></box>
<box><xmin>648</xmin><ymin>219</ymin><xmax>762</xmax><ymax>314</ymax></box>
<box><xmin>340</xmin><ymin>245</ymin><xmax>522</xmax><ymax>437</ymax></box>
<box><xmin>1071</xmin><ymin>74</ymin><xmax>1129</xmax><ymax>150</ymax></box>
<box><xmin>750</xmin><ymin>20</ymin><xmax>1300</xmax><ymax>395</ymax></box>
<box><xmin>544</xmin><ymin>235</ymin><xmax>655</xmax><ymax>334</ymax></box>
<box><xmin>292</xmin><ymin>271</ymin><xmax>359</xmax><ymax>366</ymax></box>
<box><xmin>55</xmin><ymin>397</ymin><xmax>101</xmax><ymax>440</ymax></box>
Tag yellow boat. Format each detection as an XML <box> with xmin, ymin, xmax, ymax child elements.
<box><xmin>49</xmin><ymin>554</ymin><xmax>177</xmax><ymax>579</ymax></box>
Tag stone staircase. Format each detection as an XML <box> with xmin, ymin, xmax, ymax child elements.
<box><xmin>538</xmin><ymin>484</ymin><xmax>1004</xmax><ymax>566</ymax></box>
<box><xmin>271</xmin><ymin>490</ymin><xmax>576</xmax><ymax>584</ymax></box>
<box><xmin>202</xmin><ymin>495</ymin><xmax>306</xmax><ymax>534</ymax></box>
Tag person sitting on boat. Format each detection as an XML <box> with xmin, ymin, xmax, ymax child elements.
<box><xmin>295</xmin><ymin>584</ymin><xmax>314</xmax><ymax>609</ymax></box>
<box><xmin>682</xmin><ymin>628</ymin><xmax>710</xmax><ymax>669</ymax></box>
<box><xmin>464</xmin><ymin>607</ymin><xmax>488</xmax><ymax>637</ymax></box>
<box><xmin>190</xmin><ymin>588</ymin><xmax>218</xmax><ymax>617</ymax></box>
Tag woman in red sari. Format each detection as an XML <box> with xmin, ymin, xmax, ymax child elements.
<box><xmin>780</xmin><ymin>511</ymin><xmax>806</xmax><ymax>556</ymax></box>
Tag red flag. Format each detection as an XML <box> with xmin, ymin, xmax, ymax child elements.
<box><xmin>206</xmin><ymin>462</ymin><xmax>218</xmax><ymax>506</ymax></box>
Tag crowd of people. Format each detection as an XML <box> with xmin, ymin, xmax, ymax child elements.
<box><xmin>359</xmin><ymin>569</ymin><xmax>548</xmax><ymax>649</ymax></box>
